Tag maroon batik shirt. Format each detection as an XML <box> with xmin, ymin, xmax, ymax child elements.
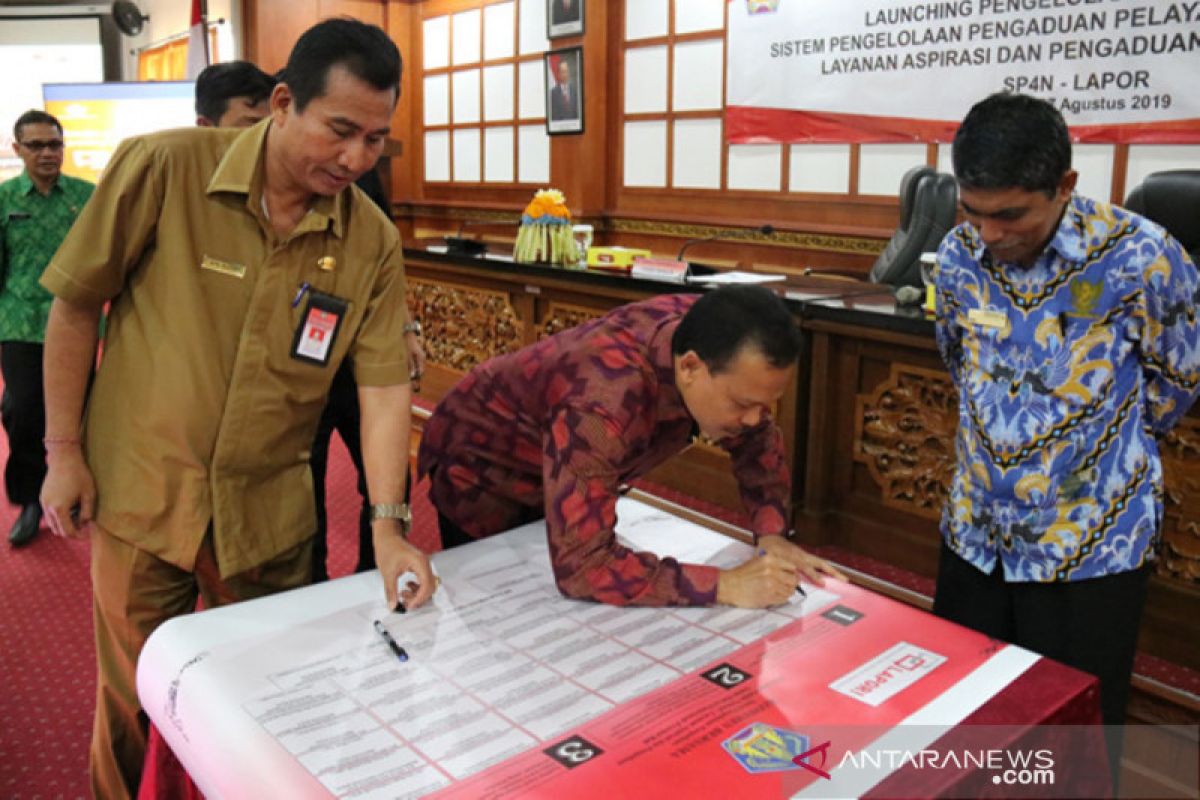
<box><xmin>417</xmin><ymin>293</ymin><xmax>790</xmax><ymax>606</ymax></box>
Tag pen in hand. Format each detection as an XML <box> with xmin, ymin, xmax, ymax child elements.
<box><xmin>759</xmin><ymin>548</ymin><xmax>807</xmax><ymax>598</ymax></box>
<box><xmin>373</xmin><ymin>619</ymin><xmax>409</xmax><ymax>663</ymax></box>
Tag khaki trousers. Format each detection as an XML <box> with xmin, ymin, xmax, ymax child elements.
<box><xmin>89</xmin><ymin>524</ymin><xmax>312</xmax><ymax>800</ymax></box>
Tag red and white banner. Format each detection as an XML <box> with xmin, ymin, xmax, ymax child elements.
<box><xmin>185</xmin><ymin>0</ymin><xmax>209</xmax><ymax>81</ymax></box>
<box><xmin>726</xmin><ymin>0</ymin><xmax>1200</xmax><ymax>144</ymax></box>
<box><xmin>432</xmin><ymin>581</ymin><xmax>1035</xmax><ymax>799</ymax></box>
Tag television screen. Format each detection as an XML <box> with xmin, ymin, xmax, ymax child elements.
<box><xmin>43</xmin><ymin>81</ymin><xmax>196</xmax><ymax>183</ymax></box>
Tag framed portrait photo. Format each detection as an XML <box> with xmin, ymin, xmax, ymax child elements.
<box><xmin>545</xmin><ymin>46</ymin><xmax>583</xmax><ymax>135</ymax></box>
<box><xmin>547</xmin><ymin>0</ymin><xmax>584</xmax><ymax>39</ymax></box>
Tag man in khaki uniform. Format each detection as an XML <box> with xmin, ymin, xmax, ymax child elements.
<box><xmin>39</xmin><ymin>20</ymin><xmax>435</xmax><ymax>799</ymax></box>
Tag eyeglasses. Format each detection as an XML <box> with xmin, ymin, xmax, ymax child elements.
<box><xmin>18</xmin><ymin>139</ymin><xmax>64</xmax><ymax>153</ymax></box>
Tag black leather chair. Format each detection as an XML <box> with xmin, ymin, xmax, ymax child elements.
<box><xmin>869</xmin><ymin>165</ymin><xmax>959</xmax><ymax>287</ymax></box>
<box><xmin>1123</xmin><ymin>169</ymin><xmax>1200</xmax><ymax>262</ymax></box>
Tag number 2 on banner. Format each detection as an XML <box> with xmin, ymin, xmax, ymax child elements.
<box><xmin>703</xmin><ymin>663</ymin><xmax>752</xmax><ymax>689</ymax></box>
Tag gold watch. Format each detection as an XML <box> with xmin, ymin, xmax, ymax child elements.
<box><xmin>370</xmin><ymin>503</ymin><xmax>412</xmax><ymax>532</ymax></box>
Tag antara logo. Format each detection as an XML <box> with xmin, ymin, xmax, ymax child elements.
<box><xmin>829</xmin><ymin>643</ymin><xmax>947</xmax><ymax>707</ymax></box>
<box><xmin>793</xmin><ymin>739</ymin><xmax>833</xmax><ymax>779</ymax></box>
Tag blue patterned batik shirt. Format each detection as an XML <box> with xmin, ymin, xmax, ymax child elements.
<box><xmin>935</xmin><ymin>193</ymin><xmax>1200</xmax><ymax>582</ymax></box>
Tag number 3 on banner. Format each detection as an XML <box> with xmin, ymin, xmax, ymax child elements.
<box><xmin>544</xmin><ymin>735</ymin><xmax>604</xmax><ymax>769</ymax></box>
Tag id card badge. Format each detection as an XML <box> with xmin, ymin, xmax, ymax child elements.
<box><xmin>291</xmin><ymin>289</ymin><xmax>348</xmax><ymax>366</ymax></box>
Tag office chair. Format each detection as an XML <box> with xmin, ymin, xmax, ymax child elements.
<box><xmin>1123</xmin><ymin>169</ymin><xmax>1200</xmax><ymax>262</ymax></box>
<box><xmin>868</xmin><ymin>166</ymin><xmax>959</xmax><ymax>288</ymax></box>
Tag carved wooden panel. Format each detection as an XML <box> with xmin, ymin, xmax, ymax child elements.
<box><xmin>1158</xmin><ymin>418</ymin><xmax>1200</xmax><ymax>583</ymax></box>
<box><xmin>855</xmin><ymin>363</ymin><xmax>1200</xmax><ymax>585</ymax></box>
<box><xmin>407</xmin><ymin>278</ymin><xmax>522</xmax><ymax>372</ymax></box>
<box><xmin>539</xmin><ymin>302</ymin><xmax>605</xmax><ymax>339</ymax></box>
<box><xmin>853</xmin><ymin>364</ymin><xmax>957</xmax><ymax>519</ymax></box>
<box><xmin>608</xmin><ymin>217</ymin><xmax>885</xmax><ymax>257</ymax></box>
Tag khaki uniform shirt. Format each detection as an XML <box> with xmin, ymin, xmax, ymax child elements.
<box><xmin>42</xmin><ymin>120</ymin><xmax>409</xmax><ymax>577</ymax></box>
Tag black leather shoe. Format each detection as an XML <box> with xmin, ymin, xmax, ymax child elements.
<box><xmin>8</xmin><ymin>503</ymin><xmax>41</xmax><ymax>547</ymax></box>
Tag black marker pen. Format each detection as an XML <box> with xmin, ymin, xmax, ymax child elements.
<box><xmin>373</xmin><ymin>619</ymin><xmax>409</xmax><ymax>663</ymax></box>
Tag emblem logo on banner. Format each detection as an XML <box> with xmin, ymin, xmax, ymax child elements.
<box><xmin>722</xmin><ymin>723</ymin><xmax>831</xmax><ymax>776</ymax></box>
<box><xmin>829</xmin><ymin>641</ymin><xmax>947</xmax><ymax>707</ymax></box>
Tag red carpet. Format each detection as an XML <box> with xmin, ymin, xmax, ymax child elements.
<box><xmin>0</xmin><ymin>521</ymin><xmax>93</xmax><ymax>799</ymax></box>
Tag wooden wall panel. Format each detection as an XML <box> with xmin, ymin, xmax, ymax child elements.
<box><xmin>245</xmin><ymin>1</ymin><xmax>385</xmax><ymax>72</ymax></box>
<box><xmin>320</xmin><ymin>0</ymin><xmax>385</xmax><ymax>26</ymax></box>
<box><xmin>245</xmin><ymin>0</ymin><xmax>321</xmax><ymax>72</ymax></box>
<box><xmin>242</xmin><ymin>0</ymin><xmax>900</xmax><ymax>276</ymax></box>
<box><xmin>552</xmin><ymin>0</ymin><xmax>609</xmax><ymax>218</ymax></box>
<box><xmin>385</xmin><ymin>1</ymin><xmax>419</xmax><ymax>211</ymax></box>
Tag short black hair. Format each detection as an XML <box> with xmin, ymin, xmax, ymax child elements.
<box><xmin>195</xmin><ymin>61</ymin><xmax>276</xmax><ymax>123</ymax></box>
<box><xmin>13</xmin><ymin>109</ymin><xmax>61</xmax><ymax>141</ymax></box>
<box><xmin>672</xmin><ymin>285</ymin><xmax>801</xmax><ymax>374</ymax></box>
<box><xmin>952</xmin><ymin>92</ymin><xmax>1072</xmax><ymax>197</ymax></box>
<box><xmin>284</xmin><ymin>18</ymin><xmax>401</xmax><ymax>113</ymax></box>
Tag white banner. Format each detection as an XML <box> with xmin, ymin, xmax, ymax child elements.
<box><xmin>726</xmin><ymin>0</ymin><xmax>1200</xmax><ymax>143</ymax></box>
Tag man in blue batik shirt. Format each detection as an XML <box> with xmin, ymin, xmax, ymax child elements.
<box><xmin>933</xmin><ymin>92</ymin><xmax>1200</xmax><ymax>732</ymax></box>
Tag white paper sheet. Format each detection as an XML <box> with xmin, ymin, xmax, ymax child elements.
<box><xmin>138</xmin><ymin>499</ymin><xmax>829</xmax><ymax>800</ymax></box>
<box><xmin>686</xmin><ymin>271</ymin><xmax>787</xmax><ymax>285</ymax></box>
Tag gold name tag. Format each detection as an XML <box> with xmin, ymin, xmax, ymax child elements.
<box><xmin>200</xmin><ymin>256</ymin><xmax>246</xmax><ymax>278</ymax></box>
<box><xmin>967</xmin><ymin>308</ymin><xmax>1007</xmax><ymax>329</ymax></box>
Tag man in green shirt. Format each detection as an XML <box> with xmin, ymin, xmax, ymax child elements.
<box><xmin>0</xmin><ymin>109</ymin><xmax>93</xmax><ymax>546</ymax></box>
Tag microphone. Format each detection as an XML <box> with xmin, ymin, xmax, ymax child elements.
<box><xmin>676</xmin><ymin>224</ymin><xmax>776</xmax><ymax>278</ymax></box>
<box><xmin>894</xmin><ymin>285</ymin><xmax>924</xmax><ymax>306</ymax></box>
<box><xmin>677</xmin><ymin>234</ymin><xmax>720</xmax><ymax>262</ymax></box>
<box><xmin>445</xmin><ymin>219</ymin><xmax>487</xmax><ymax>256</ymax></box>
<box><xmin>676</xmin><ymin>224</ymin><xmax>775</xmax><ymax>261</ymax></box>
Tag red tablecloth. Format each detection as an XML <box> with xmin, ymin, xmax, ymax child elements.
<box><xmin>139</xmin><ymin>655</ymin><xmax>1102</xmax><ymax>799</ymax></box>
<box><xmin>867</xmin><ymin>656</ymin><xmax>1107</xmax><ymax>798</ymax></box>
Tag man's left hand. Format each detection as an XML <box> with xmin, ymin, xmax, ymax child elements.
<box><xmin>758</xmin><ymin>534</ymin><xmax>848</xmax><ymax>587</ymax></box>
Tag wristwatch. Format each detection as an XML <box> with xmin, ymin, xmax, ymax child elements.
<box><xmin>370</xmin><ymin>503</ymin><xmax>412</xmax><ymax>532</ymax></box>
<box><xmin>402</xmin><ymin>319</ymin><xmax>422</xmax><ymax>336</ymax></box>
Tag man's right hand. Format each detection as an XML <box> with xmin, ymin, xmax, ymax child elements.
<box><xmin>716</xmin><ymin>552</ymin><xmax>799</xmax><ymax>608</ymax></box>
<box><xmin>374</xmin><ymin>521</ymin><xmax>437</xmax><ymax>611</ymax></box>
<box><xmin>40</xmin><ymin>446</ymin><xmax>96</xmax><ymax>539</ymax></box>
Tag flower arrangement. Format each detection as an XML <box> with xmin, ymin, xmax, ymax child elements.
<box><xmin>513</xmin><ymin>188</ymin><xmax>580</xmax><ymax>266</ymax></box>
